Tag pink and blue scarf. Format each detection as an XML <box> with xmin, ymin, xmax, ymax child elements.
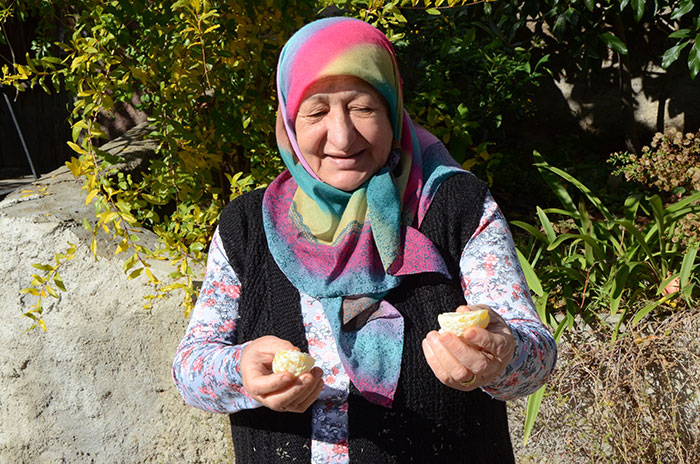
<box><xmin>263</xmin><ymin>17</ymin><xmax>463</xmax><ymax>407</ymax></box>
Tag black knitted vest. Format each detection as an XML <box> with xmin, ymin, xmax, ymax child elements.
<box><xmin>219</xmin><ymin>173</ymin><xmax>514</xmax><ymax>464</ymax></box>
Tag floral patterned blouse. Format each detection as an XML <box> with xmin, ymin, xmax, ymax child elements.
<box><xmin>172</xmin><ymin>191</ymin><xmax>557</xmax><ymax>463</ymax></box>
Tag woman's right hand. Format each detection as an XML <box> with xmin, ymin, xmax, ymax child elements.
<box><xmin>240</xmin><ymin>335</ymin><xmax>324</xmax><ymax>413</ymax></box>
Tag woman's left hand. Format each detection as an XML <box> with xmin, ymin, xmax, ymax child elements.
<box><xmin>421</xmin><ymin>304</ymin><xmax>515</xmax><ymax>391</ymax></box>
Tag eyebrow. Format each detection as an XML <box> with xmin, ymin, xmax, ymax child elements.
<box><xmin>301</xmin><ymin>89</ymin><xmax>374</xmax><ymax>103</ymax></box>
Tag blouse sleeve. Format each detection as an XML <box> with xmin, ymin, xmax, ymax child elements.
<box><xmin>460</xmin><ymin>191</ymin><xmax>557</xmax><ymax>400</ymax></box>
<box><xmin>172</xmin><ymin>227</ymin><xmax>261</xmax><ymax>413</ymax></box>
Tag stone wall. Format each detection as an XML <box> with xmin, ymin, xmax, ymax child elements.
<box><xmin>0</xmin><ymin>134</ymin><xmax>231</xmax><ymax>463</ymax></box>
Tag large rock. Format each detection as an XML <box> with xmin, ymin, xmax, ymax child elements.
<box><xmin>0</xmin><ymin>152</ymin><xmax>232</xmax><ymax>461</ymax></box>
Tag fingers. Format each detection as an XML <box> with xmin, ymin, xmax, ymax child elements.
<box><xmin>456</xmin><ymin>305</ymin><xmax>515</xmax><ymax>367</ymax></box>
<box><xmin>245</xmin><ymin>371</ymin><xmax>297</xmax><ymax>397</ymax></box>
<box><xmin>423</xmin><ymin>331</ymin><xmax>480</xmax><ymax>391</ymax></box>
<box><xmin>440</xmin><ymin>330</ymin><xmax>503</xmax><ymax>384</ymax></box>
<box><xmin>261</xmin><ymin>367</ymin><xmax>324</xmax><ymax>413</ymax></box>
<box><xmin>422</xmin><ymin>304</ymin><xmax>516</xmax><ymax>391</ymax></box>
<box><xmin>240</xmin><ymin>336</ymin><xmax>325</xmax><ymax>413</ymax></box>
<box><xmin>286</xmin><ymin>368</ymin><xmax>325</xmax><ymax>412</ymax></box>
<box><xmin>462</xmin><ymin>326</ymin><xmax>514</xmax><ymax>366</ymax></box>
<box><xmin>241</xmin><ymin>336</ymin><xmax>300</xmax><ymax>397</ymax></box>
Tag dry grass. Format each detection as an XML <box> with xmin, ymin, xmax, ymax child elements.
<box><xmin>511</xmin><ymin>309</ymin><xmax>700</xmax><ymax>464</ymax></box>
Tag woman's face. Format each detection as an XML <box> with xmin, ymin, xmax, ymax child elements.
<box><xmin>294</xmin><ymin>75</ymin><xmax>394</xmax><ymax>192</ymax></box>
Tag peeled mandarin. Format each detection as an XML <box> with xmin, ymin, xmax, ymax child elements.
<box><xmin>272</xmin><ymin>350</ymin><xmax>316</xmax><ymax>377</ymax></box>
<box><xmin>437</xmin><ymin>309</ymin><xmax>490</xmax><ymax>336</ymax></box>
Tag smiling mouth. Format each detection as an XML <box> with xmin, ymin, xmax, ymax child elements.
<box><xmin>327</xmin><ymin>149</ymin><xmax>365</xmax><ymax>160</ymax></box>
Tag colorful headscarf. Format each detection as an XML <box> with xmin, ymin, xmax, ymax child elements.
<box><xmin>262</xmin><ymin>16</ymin><xmax>463</xmax><ymax>407</ymax></box>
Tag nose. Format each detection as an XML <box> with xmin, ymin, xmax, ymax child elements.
<box><xmin>325</xmin><ymin>107</ymin><xmax>356</xmax><ymax>154</ymax></box>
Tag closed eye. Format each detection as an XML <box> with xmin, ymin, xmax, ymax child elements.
<box><xmin>350</xmin><ymin>106</ymin><xmax>374</xmax><ymax>113</ymax></box>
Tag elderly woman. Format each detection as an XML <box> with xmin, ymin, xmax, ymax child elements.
<box><xmin>173</xmin><ymin>17</ymin><xmax>556</xmax><ymax>463</ymax></box>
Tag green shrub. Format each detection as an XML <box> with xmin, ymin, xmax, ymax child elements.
<box><xmin>2</xmin><ymin>0</ymin><xmax>544</xmax><ymax>329</ymax></box>
<box><xmin>514</xmin><ymin>152</ymin><xmax>700</xmax><ymax>339</ymax></box>
<box><xmin>610</xmin><ymin>130</ymin><xmax>700</xmax><ymax>247</ymax></box>
<box><xmin>610</xmin><ymin>130</ymin><xmax>700</xmax><ymax>195</ymax></box>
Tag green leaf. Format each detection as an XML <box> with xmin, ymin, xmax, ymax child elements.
<box><xmin>534</xmin><ymin>152</ymin><xmax>613</xmax><ymax>222</ymax></box>
<box><xmin>584</xmin><ymin>0</ymin><xmax>594</xmax><ymax>11</ymax></box>
<box><xmin>535</xmin><ymin>291</ymin><xmax>549</xmax><ymax>325</ymax></box>
<box><xmin>615</xmin><ymin>220</ymin><xmax>660</xmax><ymax>277</ymax></box>
<box><xmin>680</xmin><ymin>246</ymin><xmax>698</xmax><ymax>287</ymax></box>
<box><xmin>600</xmin><ymin>32</ymin><xmax>628</xmax><ymax>55</ymax></box>
<box><xmin>662</xmin><ymin>41</ymin><xmax>690</xmax><ymax>69</ymax></box>
<box><xmin>523</xmin><ymin>385</ymin><xmax>546</xmax><ymax>445</ymax></box>
<box><xmin>670</xmin><ymin>0</ymin><xmax>695</xmax><ymax>20</ymax></box>
<box><xmin>190</xmin><ymin>242</ymin><xmax>205</xmax><ymax>252</ymax></box>
<box><xmin>610</xmin><ymin>264</ymin><xmax>630</xmax><ymax>316</ymax></box>
<box><xmin>631</xmin><ymin>294</ymin><xmax>675</xmax><ymax>325</ymax></box>
<box><xmin>45</xmin><ymin>285</ymin><xmax>59</xmax><ymax>298</ymax></box>
<box><xmin>532</xmin><ymin>151</ymin><xmax>576</xmax><ymax>213</ymax></box>
<box><xmin>668</xmin><ymin>29</ymin><xmax>691</xmax><ymax>39</ymax></box>
<box><xmin>552</xmin><ymin>317</ymin><xmax>568</xmax><ymax>342</ymax></box>
<box><xmin>54</xmin><ymin>273</ymin><xmax>66</xmax><ymax>292</ymax></box>
<box><xmin>611</xmin><ymin>305</ymin><xmax>627</xmax><ymax>342</ymax></box>
<box><xmin>20</xmin><ymin>287</ymin><xmax>41</xmax><ymax>296</ymax></box>
<box><xmin>32</xmin><ymin>263</ymin><xmax>54</xmax><ymax>272</ymax></box>
<box><xmin>689</xmin><ymin>35</ymin><xmax>700</xmax><ymax>79</ymax></box>
<box><xmin>665</xmin><ymin>191</ymin><xmax>700</xmax><ymax>213</ymax></box>
<box><xmin>536</xmin><ymin>207</ymin><xmax>556</xmax><ymax>243</ymax></box>
<box><xmin>128</xmin><ymin>268</ymin><xmax>144</xmax><ymax>280</ymax></box>
<box><xmin>553</xmin><ymin>14</ymin><xmax>567</xmax><ymax>36</ymax></box>
<box><xmin>547</xmin><ymin>234</ymin><xmax>606</xmax><ymax>263</ymax></box>
<box><xmin>631</xmin><ymin>0</ymin><xmax>645</xmax><ymax>21</ymax></box>
<box><xmin>426</xmin><ymin>8</ymin><xmax>441</xmax><ymax>15</ymax></box>
<box><xmin>516</xmin><ymin>248</ymin><xmax>544</xmax><ymax>296</ymax></box>
<box><xmin>510</xmin><ymin>220</ymin><xmax>548</xmax><ymax>244</ymax></box>
<box><xmin>623</xmin><ymin>193</ymin><xmax>642</xmax><ymax>221</ymax></box>
<box><xmin>648</xmin><ymin>195</ymin><xmax>667</xmax><ymax>258</ymax></box>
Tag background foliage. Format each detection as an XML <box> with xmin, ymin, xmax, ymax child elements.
<box><xmin>1</xmin><ymin>0</ymin><xmax>545</xmax><ymax>325</ymax></box>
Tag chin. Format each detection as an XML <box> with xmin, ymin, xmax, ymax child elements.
<box><xmin>323</xmin><ymin>173</ymin><xmax>370</xmax><ymax>192</ymax></box>
<box><xmin>332</xmin><ymin>177</ymin><xmax>367</xmax><ymax>192</ymax></box>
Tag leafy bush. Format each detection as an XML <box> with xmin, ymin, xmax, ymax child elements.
<box><xmin>611</xmin><ymin>130</ymin><xmax>700</xmax><ymax>194</ymax></box>
<box><xmin>2</xmin><ymin>0</ymin><xmax>318</xmax><ymax>327</ymax></box>
<box><xmin>514</xmin><ymin>152</ymin><xmax>700</xmax><ymax>340</ymax></box>
<box><xmin>610</xmin><ymin>130</ymin><xmax>700</xmax><ymax>247</ymax></box>
<box><xmin>2</xmin><ymin>0</ymin><xmax>547</xmax><ymax>329</ymax></box>
<box><xmin>394</xmin><ymin>10</ymin><xmax>548</xmax><ymax>182</ymax></box>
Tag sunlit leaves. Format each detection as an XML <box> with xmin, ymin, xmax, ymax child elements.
<box><xmin>19</xmin><ymin>243</ymin><xmax>78</xmax><ymax>332</ymax></box>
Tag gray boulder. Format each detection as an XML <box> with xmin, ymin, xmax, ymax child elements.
<box><xmin>0</xmin><ymin>144</ymin><xmax>232</xmax><ymax>462</ymax></box>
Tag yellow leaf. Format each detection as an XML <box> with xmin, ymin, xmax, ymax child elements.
<box><xmin>46</xmin><ymin>286</ymin><xmax>59</xmax><ymax>298</ymax></box>
<box><xmin>85</xmin><ymin>189</ymin><xmax>99</xmax><ymax>205</ymax></box>
<box><xmin>128</xmin><ymin>268</ymin><xmax>144</xmax><ymax>280</ymax></box>
<box><xmin>103</xmin><ymin>212</ymin><xmax>119</xmax><ymax>223</ymax></box>
<box><xmin>161</xmin><ymin>282</ymin><xmax>186</xmax><ymax>292</ymax></box>
<box><xmin>67</xmin><ymin>141</ymin><xmax>87</xmax><ymax>155</ymax></box>
<box><xmin>115</xmin><ymin>239</ymin><xmax>129</xmax><ymax>255</ymax></box>
<box><xmin>144</xmin><ymin>267</ymin><xmax>160</xmax><ymax>284</ymax></box>
<box><xmin>20</xmin><ymin>287</ymin><xmax>41</xmax><ymax>296</ymax></box>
